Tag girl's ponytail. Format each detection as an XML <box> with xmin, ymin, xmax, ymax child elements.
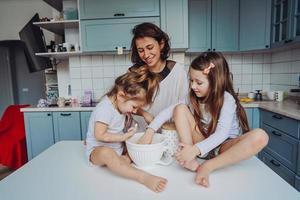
<box><xmin>107</xmin><ymin>65</ymin><xmax>159</xmax><ymax>105</ymax></box>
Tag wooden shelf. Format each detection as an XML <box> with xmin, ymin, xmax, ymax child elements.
<box><xmin>33</xmin><ymin>20</ymin><xmax>79</xmax><ymax>35</ymax></box>
<box><xmin>36</xmin><ymin>51</ymin><xmax>82</xmax><ymax>58</ymax></box>
<box><xmin>43</xmin><ymin>0</ymin><xmax>62</xmax><ymax>12</ymax></box>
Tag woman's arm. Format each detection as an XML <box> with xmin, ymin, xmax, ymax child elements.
<box><xmin>136</xmin><ymin>108</ymin><xmax>154</xmax><ymax>124</ymax></box>
<box><xmin>94</xmin><ymin>122</ymin><xmax>136</xmax><ymax>142</ymax></box>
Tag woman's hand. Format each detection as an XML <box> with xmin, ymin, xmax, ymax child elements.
<box><xmin>175</xmin><ymin>143</ymin><xmax>201</xmax><ymax>163</ymax></box>
<box><xmin>137</xmin><ymin>128</ymin><xmax>155</xmax><ymax>144</ymax></box>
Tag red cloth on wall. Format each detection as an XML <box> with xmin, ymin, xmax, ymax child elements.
<box><xmin>0</xmin><ymin>104</ymin><xmax>30</xmax><ymax>170</ymax></box>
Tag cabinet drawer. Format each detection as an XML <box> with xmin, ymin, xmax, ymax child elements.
<box><xmin>81</xmin><ymin>17</ymin><xmax>160</xmax><ymax>52</ymax></box>
<box><xmin>296</xmin><ymin>176</ymin><xmax>300</xmax><ymax>192</ymax></box>
<box><xmin>260</xmin><ymin>151</ymin><xmax>295</xmax><ymax>187</ymax></box>
<box><xmin>261</xmin><ymin>109</ymin><xmax>299</xmax><ymax>139</ymax></box>
<box><xmin>80</xmin><ymin>0</ymin><xmax>160</xmax><ymax>19</ymax></box>
<box><xmin>262</xmin><ymin>123</ymin><xmax>298</xmax><ymax>172</ymax></box>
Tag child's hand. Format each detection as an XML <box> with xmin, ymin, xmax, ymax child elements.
<box><xmin>123</xmin><ymin>124</ymin><xmax>138</xmax><ymax>141</ymax></box>
<box><xmin>175</xmin><ymin>143</ymin><xmax>201</xmax><ymax>163</ymax></box>
<box><xmin>137</xmin><ymin>128</ymin><xmax>154</xmax><ymax>144</ymax></box>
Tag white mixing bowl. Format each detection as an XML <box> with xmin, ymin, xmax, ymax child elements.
<box><xmin>126</xmin><ymin>132</ymin><xmax>172</xmax><ymax>168</ymax></box>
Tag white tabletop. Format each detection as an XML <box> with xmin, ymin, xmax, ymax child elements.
<box><xmin>0</xmin><ymin>141</ymin><xmax>299</xmax><ymax>200</ymax></box>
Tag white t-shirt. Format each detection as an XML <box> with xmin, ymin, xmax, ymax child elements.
<box><xmin>86</xmin><ymin>95</ymin><xmax>126</xmax><ymax>156</ymax></box>
<box><xmin>148</xmin><ymin>92</ymin><xmax>241</xmax><ymax>156</ymax></box>
<box><xmin>134</xmin><ymin>62</ymin><xmax>189</xmax><ymax>131</ymax></box>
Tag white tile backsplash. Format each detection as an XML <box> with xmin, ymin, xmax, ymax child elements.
<box><xmin>60</xmin><ymin>48</ymin><xmax>300</xmax><ymax>100</ymax></box>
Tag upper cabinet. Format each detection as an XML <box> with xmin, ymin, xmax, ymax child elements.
<box><xmin>160</xmin><ymin>0</ymin><xmax>189</xmax><ymax>50</ymax></box>
<box><xmin>79</xmin><ymin>0</ymin><xmax>188</xmax><ymax>52</ymax></box>
<box><xmin>81</xmin><ymin>17</ymin><xmax>160</xmax><ymax>52</ymax></box>
<box><xmin>271</xmin><ymin>0</ymin><xmax>292</xmax><ymax>47</ymax></box>
<box><xmin>271</xmin><ymin>0</ymin><xmax>300</xmax><ymax>47</ymax></box>
<box><xmin>211</xmin><ymin>0</ymin><xmax>239</xmax><ymax>52</ymax></box>
<box><xmin>240</xmin><ymin>0</ymin><xmax>272</xmax><ymax>51</ymax></box>
<box><xmin>79</xmin><ymin>0</ymin><xmax>160</xmax><ymax>19</ymax></box>
<box><xmin>188</xmin><ymin>0</ymin><xmax>239</xmax><ymax>52</ymax></box>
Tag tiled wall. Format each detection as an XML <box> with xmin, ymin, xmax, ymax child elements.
<box><xmin>68</xmin><ymin>53</ymin><xmax>185</xmax><ymax>101</ymax></box>
<box><xmin>64</xmin><ymin>48</ymin><xmax>300</xmax><ymax>101</ymax></box>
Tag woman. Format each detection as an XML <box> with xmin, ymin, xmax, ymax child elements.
<box><xmin>129</xmin><ymin>22</ymin><xmax>188</xmax><ymax>138</ymax></box>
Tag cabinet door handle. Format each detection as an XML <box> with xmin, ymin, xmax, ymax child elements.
<box><xmin>212</xmin><ymin>48</ymin><xmax>216</xmax><ymax>51</ymax></box>
<box><xmin>284</xmin><ymin>39</ymin><xmax>293</xmax><ymax>43</ymax></box>
<box><xmin>207</xmin><ymin>48</ymin><xmax>211</xmax><ymax>51</ymax></box>
<box><xmin>265</xmin><ymin>45</ymin><xmax>269</xmax><ymax>48</ymax></box>
<box><xmin>270</xmin><ymin>159</ymin><xmax>281</xmax><ymax>167</ymax></box>
<box><xmin>114</xmin><ymin>13</ymin><xmax>125</xmax><ymax>17</ymax></box>
<box><xmin>60</xmin><ymin>113</ymin><xmax>71</xmax><ymax>116</ymax></box>
<box><xmin>271</xmin><ymin>130</ymin><xmax>282</xmax><ymax>137</ymax></box>
<box><xmin>47</xmin><ymin>113</ymin><xmax>51</xmax><ymax>116</ymax></box>
<box><xmin>272</xmin><ymin>115</ymin><xmax>282</xmax><ymax>120</ymax></box>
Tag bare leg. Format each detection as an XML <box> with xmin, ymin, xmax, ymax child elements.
<box><xmin>195</xmin><ymin>128</ymin><xmax>269</xmax><ymax>187</ymax></box>
<box><xmin>90</xmin><ymin>147</ymin><xmax>168</xmax><ymax>192</ymax></box>
<box><xmin>173</xmin><ymin>104</ymin><xmax>205</xmax><ymax>171</ymax></box>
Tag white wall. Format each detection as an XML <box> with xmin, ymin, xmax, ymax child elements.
<box><xmin>0</xmin><ymin>0</ymin><xmax>54</xmax><ymax>42</ymax></box>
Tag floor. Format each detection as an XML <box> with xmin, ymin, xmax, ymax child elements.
<box><xmin>0</xmin><ymin>165</ymin><xmax>13</xmax><ymax>181</ymax></box>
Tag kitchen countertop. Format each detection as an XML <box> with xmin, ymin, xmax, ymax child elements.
<box><xmin>21</xmin><ymin>100</ymin><xmax>300</xmax><ymax>121</ymax></box>
<box><xmin>0</xmin><ymin>141</ymin><xmax>299</xmax><ymax>200</ymax></box>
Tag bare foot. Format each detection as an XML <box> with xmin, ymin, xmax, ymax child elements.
<box><xmin>182</xmin><ymin>159</ymin><xmax>199</xmax><ymax>171</ymax></box>
<box><xmin>141</xmin><ymin>174</ymin><xmax>168</xmax><ymax>192</ymax></box>
<box><xmin>195</xmin><ymin>163</ymin><xmax>211</xmax><ymax>187</ymax></box>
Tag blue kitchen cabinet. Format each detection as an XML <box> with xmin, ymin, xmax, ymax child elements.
<box><xmin>240</xmin><ymin>0</ymin><xmax>272</xmax><ymax>51</ymax></box>
<box><xmin>53</xmin><ymin>112</ymin><xmax>81</xmax><ymax>141</ymax></box>
<box><xmin>79</xmin><ymin>0</ymin><xmax>160</xmax><ymax>20</ymax></box>
<box><xmin>260</xmin><ymin>150</ymin><xmax>296</xmax><ymax>187</ymax></box>
<box><xmin>245</xmin><ymin>108</ymin><xmax>253</xmax><ymax>130</ymax></box>
<box><xmin>80</xmin><ymin>111</ymin><xmax>92</xmax><ymax>140</ymax></box>
<box><xmin>291</xmin><ymin>0</ymin><xmax>300</xmax><ymax>43</ymax></box>
<box><xmin>81</xmin><ymin>17</ymin><xmax>160</xmax><ymax>52</ymax></box>
<box><xmin>271</xmin><ymin>0</ymin><xmax>294</xmax><ymax>47</ymax></box>
<box><xmin>24</xmin><ymin>112</ymin><xmax>54</xmax><ymax>160</ymax></box>
<box><xmin>24</xmin><ymin>111</ymin><xmax>88</xmax><ymax>160</ymax></box>
<box><xmin>188</xmin><ymin>0</ymin><xmax>211</xmax><ymax>52</ymax></box>
<box><xmin>211</xmin><ymin>0</ymin><xmax>239</xmax><ymax>52</ymax></box>
<box><xmin>188</xmin><ymin>0</ymin><xmax>239</xmax><ymax>52</ymax></box>
<box><xmin>244</xmin><ymin>108</ymin><xmax>260</xmax><ymax>130</ymax></box>
<box><xmin>160</xmin><ymin>0</ymin><xmax>188</xmax><ymax>49</ymax></box>
<box><xmin>259</xmin><ymin>109</ymin><xmax>300</xmax><ymax>190</ymax></box>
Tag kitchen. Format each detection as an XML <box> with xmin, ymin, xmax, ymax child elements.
<box><xmin>0</xmin><ymin>0</ymin><xmax>300</xmax><ymax>199</ymax></box>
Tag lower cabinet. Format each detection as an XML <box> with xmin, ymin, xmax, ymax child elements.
<box><xmin>259</xmin><ymin>109</ymin><xmax>300</xmax><ymax>191</ymax></box>
<box><xmin>259</xmin><ymin>150</ymin><xmax>296</xmax><ymax>187</ymax></box>
<box><xmin>80</xmin><ymin>111</ymin><xmax>92</xmax><ymax>140</ymax></box>
<box><xmin>24</xmin><ymin>112</ymin><xmax>55</xmax><ymax>160</ymax></box>
<box><xmin>245</xmin><ymin>108</ymin><xmax>260</xmax><ymax>130</ymax></box>
<box><xmin>24</xmin><ymin>111</ymin><xmax>91</xmax><ymax>160</ymax></box>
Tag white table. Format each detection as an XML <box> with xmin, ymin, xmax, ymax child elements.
<box><xmin>0</xmin><ymin>141</ymin><xmax>299</xmax><ymax>200</ymax></box>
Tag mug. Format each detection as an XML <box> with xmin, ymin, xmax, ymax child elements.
<box><xmin>247</xmin><ymin>92</ymin><xmax>255</xmax><ymax>99</ymax></box>
<box><xmin>161</xmin><ymin>122</ymin><xmax>179</xmax><ymax>161</ymax></box>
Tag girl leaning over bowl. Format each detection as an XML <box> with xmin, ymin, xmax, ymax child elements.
<box><xmin>85</xmin><ymin>66</ymin><xmax>168</xmax><ymax>193</ymax></box>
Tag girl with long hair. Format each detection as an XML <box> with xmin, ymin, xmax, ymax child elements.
<box><xmin>145</xmin><ymin>52</ymin><xmax>269</xmax><ymax>187</ymax></box>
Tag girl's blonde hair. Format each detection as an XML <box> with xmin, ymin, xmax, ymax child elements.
<box><xmin>106</xmin><ymin>65</ymin><xmax>159</xmax><ymax>105</ymax></box>
<box><xmin>189</xmin><ymin>52</ymin><xmax>249</xmax><ymax>138</ymax></box>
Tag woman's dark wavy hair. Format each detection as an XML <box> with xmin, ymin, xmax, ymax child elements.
<box><xmin>130</xmin><ymin>22</ymin><xmax>170</xmax><ymax>66</ymax></box>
